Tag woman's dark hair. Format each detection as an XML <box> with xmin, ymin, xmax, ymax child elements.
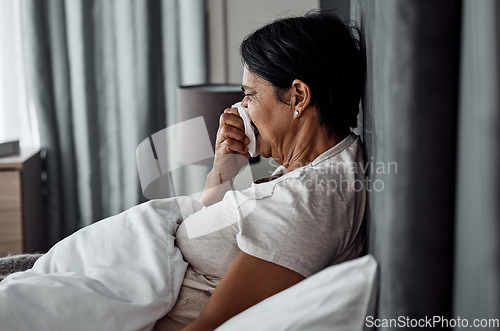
<box><xmin>240</xmin><ymin>12</ymin><xmax>364</xmax><ymax>135</ymax></box>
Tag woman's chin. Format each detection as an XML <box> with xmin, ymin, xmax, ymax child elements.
<box><xmin>256</xmin><ymin>135</ymin><xmax>271</xmax><ymax>158</ymax></box>
<box><xmin>259</xmin><ymin>148</ymin><xmax>270</xmax><ymax>158</ymax></box>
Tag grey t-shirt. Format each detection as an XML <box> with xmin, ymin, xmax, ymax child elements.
<box><xmin>154</xmin><ymin>133</ymin><xmax>366</xmax><ymax>330</ymax></box>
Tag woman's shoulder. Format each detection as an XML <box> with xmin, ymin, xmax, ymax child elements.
<box><xmin>236</xmin><ymin>133</ymin><xmax>364</xmax><ymax>203</ymax></box>
<box><xmin>280</xmin><ymin>133</ymin><xmax>366</xmax><ymax>210</ymax></box>
<box><xmin>298</xmin><ymin>133</ymin><xmax>364</xmax><ymax>182</ymax></box>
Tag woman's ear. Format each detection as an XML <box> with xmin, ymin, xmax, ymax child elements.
<box><xmin>290</xmin><ymin>79</ymin><xmax>311</xmax><ymax>116</ymax></box>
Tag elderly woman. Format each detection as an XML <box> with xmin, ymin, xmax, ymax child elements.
<box><xmin>157</xmin><ymin>11</ymin><xmax>366</xmax><ymax>330</ymax></box>
<box><xmin>0</xmin><ymin>11</ymin><xmax>365</xmax><ymax>331</ymax></box>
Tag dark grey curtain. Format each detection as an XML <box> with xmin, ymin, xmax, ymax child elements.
<box><xmin>352</xmin><ymin>0</ymin><xmax>499</xmax><ymax>328</ymax></box>
<box><xmin>21</xmin><ymin>0</ymin><xmax>208</xmax><ymax>247</ymax></box>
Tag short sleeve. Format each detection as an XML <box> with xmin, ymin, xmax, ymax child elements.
<box><xmin>236</xmin><ymin>177</ymin><xmax>352</xmax><ymax>277</ymax></box>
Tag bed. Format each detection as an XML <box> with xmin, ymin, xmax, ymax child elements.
<box><xmin>0</xmin><ymin>195</ymin><xmax>377</xmax><ymax>331</ymax></box>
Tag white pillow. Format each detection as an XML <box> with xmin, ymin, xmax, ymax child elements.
<box><xmin>216</xmin><ymin>254</ymin><xmax>378</xmax><ymax>331</ymax></box>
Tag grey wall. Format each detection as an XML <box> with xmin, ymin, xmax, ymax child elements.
<box><xmin>208</xmin><ymin>0</ymin><xmax>319</xmax><ymax>85</ymax></box>
<box><xmin>321</xmin><ymin>0</ymin><xmax>350</xmax><ymax>20</ymax></box>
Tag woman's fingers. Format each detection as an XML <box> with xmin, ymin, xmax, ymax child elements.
<box><xmin>217</xmin><ymin>125</ymin><xmax>249</xmax><ymax>145</ymax></box>
<box><xmin>216</xmin><ymin>108</ymin><xmax>249</xmax><ymax>152</ymax></box>
<box><xmin>219</xmin><ymin>108</ymin><xmax>245</xmax><ymax>131</ymax></box>
<box><xmin>209</xmin><ymin>108</ymin><xmax>251</xmax><ymax>187</ymax></box>
<box><xmin>217</xmin><ymin>137</ymin><xmax>248</xmax><ymax>155</ymax></box>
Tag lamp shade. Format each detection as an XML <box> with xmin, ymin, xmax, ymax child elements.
<box><xmin>177</xmin><ymin>85</ymin><xmax>244</xmax><ymax>148</ymax></box>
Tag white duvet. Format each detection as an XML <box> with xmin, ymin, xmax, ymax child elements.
<box><xmin>0</xmin><ymin>197</ymin><xmax>203</xmax><ymax>331</ymax></box>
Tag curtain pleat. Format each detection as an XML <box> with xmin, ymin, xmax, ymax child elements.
<box><xmin>21</xmin><ymin>0</ymin><xmax>208</xmax><ymax>246</ymax></box>
<box><xmin>64</xmin><ymin>0</ymin><xmax>101</xmax><ymax>228</ymax></box>
<box><xmin>178</xmin><ymin>0</ymin><xmax>208</xmax><ymax>86</ymax></box>
<box><xmin>162</xmin><ymin>0</ymin><xmax>181</xmax><ymax>127</ymax></box>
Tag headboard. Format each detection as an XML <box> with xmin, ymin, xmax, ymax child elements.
<box><xmin>352</xmin><ymin>0</ymin><xmax>500</xmax><ymax>327</ymax></box>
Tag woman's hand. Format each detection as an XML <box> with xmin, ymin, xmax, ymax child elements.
<box><xmin>213</xmin><ymin>107</ymin><xmax>250</xmax><ymax>182</ymax></box>
<box><xmin>199</xmin><ymin>107</ymin><xmax>250</xmax><ymax>206</ymax></box>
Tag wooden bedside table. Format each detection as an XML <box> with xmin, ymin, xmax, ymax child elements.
<box><xmin>0</xmin><ymin>149</ymin><xmax>45</xmax><ymax>257</ymax></box>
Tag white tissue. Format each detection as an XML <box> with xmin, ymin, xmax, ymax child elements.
<box><xmin>232</xmin><ymin>102</ymin><xmax>259</xmax><ymax>157</ymax></box>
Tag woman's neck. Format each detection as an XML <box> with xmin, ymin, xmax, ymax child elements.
<box><xmin>281</xmin><ymin>123</ymin><xmax>347</xmax><ymax>173</ymax></box>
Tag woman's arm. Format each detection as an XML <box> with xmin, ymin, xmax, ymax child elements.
<box><xmin>198</xmin><ymin>170</ymin><xmax>234</xmax><ymax>206</ymax></box>
<box><xmin>182</xmin><ymin>251</ymin><xmax>304</xmax><ymax>330</ymax></box>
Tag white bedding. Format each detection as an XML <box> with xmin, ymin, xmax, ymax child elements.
<box><xmin>0</xmin><ymin>196</ymin><xmax>203</xmax><ymax>331</ymax></box>
<box><xmin>216</xmin><ymin>254</ymin><xmax>378</xmax><ymax>331</ymax></box>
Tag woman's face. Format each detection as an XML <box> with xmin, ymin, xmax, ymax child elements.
<box><xmin>241</xmin><ymin>67</ymin><xmax>293</xmax><ymax>160</ymax></box>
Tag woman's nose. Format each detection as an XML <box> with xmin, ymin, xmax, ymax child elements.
<box><xmin>241</xmin><ymin>97</ymin><xmax>249</xmax><ymax>108</ymax></box>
